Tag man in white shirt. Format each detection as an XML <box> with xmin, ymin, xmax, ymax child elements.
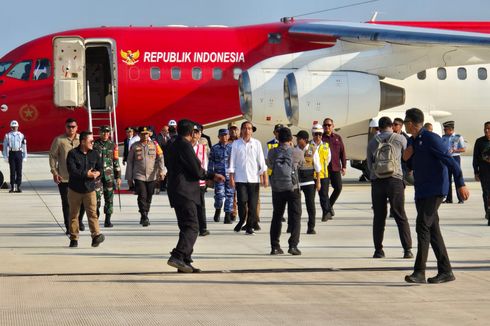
<box><xmin>229</xmin><ymin>121</ymin><xmax>267</xmax><ymax>235</ymax></box>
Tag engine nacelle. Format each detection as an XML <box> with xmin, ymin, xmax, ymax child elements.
<box><xmin>239</xmin><ymin>69</ymin><xmax>293</xmax><ymax>125</ymax></box>
<box><xmin>284</xmin><ymin>70</ymin><xmax>405</xmax><ymax>128</ymax></box>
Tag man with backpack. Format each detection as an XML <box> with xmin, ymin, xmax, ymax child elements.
<box><xmin>267</xmin><ymin>127</ymin><xmax>305</xmax><ymax>255</ymax></box>
<box><xmin>366</xmin><ymin>117</ymin><xmax>413</xmax><ymax>259</ymax></box>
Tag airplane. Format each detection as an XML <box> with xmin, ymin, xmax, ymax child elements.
<box><xmin>2</xmin><ymin>17</ymin><xmax>490</xmax><ymax>185</ymax></box>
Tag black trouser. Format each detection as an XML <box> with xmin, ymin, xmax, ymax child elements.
<box><xmin>197</xmin><ymin>186</ymin><xmax>207</xmax><ymax>233</ymax></box>
<box><xmin>160</xmin><ymin>175</ymin><xmax>168</xmax><ymax>190</ymax></box>
<box><xmin>446</xmin><ymin>156</ymin><xmax>462</xmax><ymax>202</ymax></box>
<box><xmin>8</xmin><ymin>151</ymin><xmax>23</xmax><ymax>187</ymax></box>
<box><xmin>371</xmin><ymin>178</ymin><xmax>412</xmax><ymax>251</ymax></box>
<box><xmin>270</xmin><ymin>189</ymin><xmax>302</xmax><ymax>249</ymax></box>
<box><xmin>318</xmin><ymin>178</ymin><xmax>331</xmax><ymax>216</ymax></box>
<box><xmin>134</xmin><ymin>179</ymin><xmax>155</xmax><ymax>214</ymax></box>
<box><xmin>329</xmin><ymin>170</ymin><xmax>343</xmax><ymax>207</ymax></box>
<box><xmin>414</xmin><ymin>196</ymin><xmax>452</xmax><ymax>274</ymax></box>
<box><xmin>479</xmin><ymin>172</ymin><xmax>490</xmax><ymax>214</ymax></box>
<box><xmin>301</xmin><ymin>184</ymin><xmax>316</xmax><ymax>230</ymax></box>
<box><xmin>58</xmin><ymin>182</ymin><xmax>85</xmax><ymax>229</ymax></box>
<box><xmin>171</xmin><ymin>200</ymin><xmax>199</xmax><ymax>263</ymax></box>
<box><xmin>236</xmin><ymin>182</ymin><xmax>259</xmax><ymax>232</ymax></box>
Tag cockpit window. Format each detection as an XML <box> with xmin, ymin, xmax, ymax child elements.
<box><xmin>6</xmin><ymin>60</ymin><xmax>32</xmax><ymax>80</ymax></box>
<box><xmin>0</xmin><ymin>62</ymin><xmax>12</xmax><ymax>76</ymax></box>
<box><xmin>33</xmin><ymin>58</ymin><xmax>51</xmax><ymax>80</ymax></box>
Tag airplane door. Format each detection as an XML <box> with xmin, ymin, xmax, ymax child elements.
<box><xmin>53</xmin><ymin>37</ymin><xmax>86</xmax><ymax>107</ymax></box>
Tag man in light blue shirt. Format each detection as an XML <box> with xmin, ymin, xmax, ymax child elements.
<box><xmin>441</xmin><ymin>120</ymin><xmax>466</xmax><ymax>203</ymax></box>
<box><xmin>3</xmin><ymin>120</ymin><xmax>27</xmax><ymax>193</ymax></box>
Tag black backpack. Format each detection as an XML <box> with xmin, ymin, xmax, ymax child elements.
<box><xmin>270</xmin><ymin>146</ymin><xmax>296</xmax><ymax>192</ymax></box>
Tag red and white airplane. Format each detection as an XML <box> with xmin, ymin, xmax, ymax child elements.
<box><xmin>2</xmin><ymin>18</ymin><xmax>490</xmax><ymax>159</ymax></box>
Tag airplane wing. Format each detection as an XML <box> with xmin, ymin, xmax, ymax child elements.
<box><xmin>289</xmin><ymin>21</ymin><xmax>490</xmax><ymax>79</ymax></box>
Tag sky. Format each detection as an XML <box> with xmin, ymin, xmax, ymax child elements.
<box><xmin>2</xmin><ymin>0</ymin><xmax>490</xmax><ymax>57</ymax></box>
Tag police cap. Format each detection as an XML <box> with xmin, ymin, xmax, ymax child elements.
<box><xmin>218</xmin><ymin>128</ymin><xmax>229</xmax><ymax>136</ymax></box>
<box><xmin>138</xmin><ymin>126</ymin><xmax>151</xmax><ymax>134</ymax></box>
<box><xmin>443</xmin><ymin>121</ymin><xmax>455</xmax><ymax>129</ymax></box>
<box><xmin>100</xmin><ymin>125</ymin><xmax>111</xmax><ymax>133</ymax></box>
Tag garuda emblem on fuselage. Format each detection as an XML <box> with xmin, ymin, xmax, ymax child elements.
<box><xmin>120</xmin><ymin>49</ymin><xmax>140</xmax><ymax>66</ymax></box>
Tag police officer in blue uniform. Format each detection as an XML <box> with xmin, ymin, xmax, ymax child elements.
<box><xmin>208</xmin><ymin>128</ymin><xmax>234</xmax><ymax>224</ymax></box>
<box><xmin>441</xmin><ymin>120</ymin><xmax>466</xmax><ymax>203</ymax></box>
<box><xmin>3</xmin><ymin>120</ymin><xmax>27</xmax><ymax>193</ymax></box>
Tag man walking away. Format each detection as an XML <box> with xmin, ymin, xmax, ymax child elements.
<box><xmin>403</xmin><ymin>108</ymin><xmax>469</xmax><ymax>284</ymax></box>
<box><xmin>66</xmin><ymin>131</ymin><xmax>105</xmax><ymax>248</ymax></box>
<box><xmin>366</xmin><ymin>117</ymin><xmax>413</xmax><ymax>259</ymax></box>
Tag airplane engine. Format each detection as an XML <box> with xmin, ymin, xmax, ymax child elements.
<box><xmin>239</xmin><ymin>69</ymin><xmax>293</xmax><ymax>125</ymax></box>
<box><xmin>284</xmin><ymin>70</ymin><xmax>405</xmax><ymax>128</ymax></box>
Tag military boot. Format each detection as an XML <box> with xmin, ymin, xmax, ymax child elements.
<box><xmin>213</xmin><ymin>209</ymin><xmax>221</xmax><ymax>222</ymax></box>
<box><xmin>224</xmin><ymin>212</ymin><xmax>232</xmax><ymax>224</ymax></box>
<box><xmin>9</xmin><ymin>185</ymin><xmax>15</xmax><ymax>193</ymax></box>
<box><xmin>104</xmin><ymin>214</ymin><xmax>113</xmax><ymax>228</ymax></box>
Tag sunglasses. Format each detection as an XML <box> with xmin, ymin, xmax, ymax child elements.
<box><xmin>323</xmin><ymin>124</ymin><xmax>332</xmax><ymax>127</ymax></box>
<box><xmin>66</xmin><ymin>125</ymin><xmax>77</xmax><ymax>128</ymax></box>
<box><xmin>314</xmin><ymin>133</ymin><xmax>323</xmax><ymax>136</ymax></box>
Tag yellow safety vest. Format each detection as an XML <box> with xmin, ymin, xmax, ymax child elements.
<box><xmin>312</xmin><ymin>142</ymin><xmax>330</xmax><ymax>179</ymax></box>
<box><xmin>267</xmin><ymin>141</ymin><xmax>279</xmax><ymax>176</ymax></box>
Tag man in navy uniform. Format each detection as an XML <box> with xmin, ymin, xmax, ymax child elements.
<box><xmin>441</xmin><ymin>120</ymin><xmax>466</xmax><ymax>203</ymax></box>
<box><xmin>3</xmin><ymin>120</ymin><xmax>27</xmax><ymax>193</ymax></box>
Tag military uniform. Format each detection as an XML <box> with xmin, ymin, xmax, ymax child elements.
<box><xmin>93</xmin><ymin>126</ymin><xmax>121</xmax><ymax>227</ymax></box>
<box><xmin>3</xmin><ymin>120</ymin><xmax>27</xmax><ymax>193</ymax></box>
<box><xmin>126</xmin><ymin>127</ymin><xmax>166</xmax><ymax>226</ymax></box>
<box><xmin>208</xmin><ymin>130</ymin><xmax>234</xmax><ymax>223</ymax></box>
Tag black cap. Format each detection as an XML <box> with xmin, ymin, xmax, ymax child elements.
<box><xmin>100</xmin><ymin>125</ymin><xmax>111</xmax><ymax>133</ymax></box>
<box><xmin>193</xmin><ymin>123</ymin><xmax>203</xmax><ymax>132</ymax></box>
<box><xmin>274</xmin><ymin>123</ymin><xmax>284</xmax><ymax>132</ymax></box>
<box><xmin>443</xmin><ymin>121</ymin><xmax>455</xmax><ymax>129</ymax></box>
<box><xmin>294</xmin><ymin>130</ymin><xmax>309</xmax><ymax>140</ymax></box>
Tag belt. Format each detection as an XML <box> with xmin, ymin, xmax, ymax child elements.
<box><xmin>9</xmin><ymin>149</ymin><xmax>21</xmax><ymax>152</ymax></box>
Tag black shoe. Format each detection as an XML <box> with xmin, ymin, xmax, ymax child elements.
<box><xmin>485</xmin><ymin>211</ymin><xmax>489</xmax><ymax>220</ymax></box>
<box><xmin>69</xmin><ymin>240</ymin><xmax>78</xmax><ymax>248</ymax></box>
<box><xmin>15</xmin><ymin>186</ymin><xmax>22</xmax><ymax>193</ymax></box>
<box><xmin>224</xmin><ymin>212</ymin><xmax>232</xmax><ymax>224</ymax></box>
<box><xmin>322</xmin><ymin>212</ymin><xmax>332</xmax><ymax>222</ymax></box>
<box><xmin>167</xmin><ymin>256</ymin><xmax>193</xmax><ymax>273</ymax></box>
<box><xmin>104</xmin><ymin>215</ymin><xmax>113</xmax><ymax>228</ymax></box>
<box><xmin>330</xmin><ymin>207</ymin><xmax>335</xmax><ymax>216</ymax></box>
<box><xmin>443</xmin><ymin>199</ymin><xmax>453</xmax><ymax>204</ymax></box>
<box><xmin>373</xmin><ymin>249</ymin><xmax>385</xmax><ymax>258</ymax></box>
<box><xmin>458</xmin><ymin>200</ymin><xmax>464</xmax><ymax>204</ymax></box>
<box><xmin>427</xmin><ymin>272</ymin><xmax>455</xmax><ymax>284</ymax></box>
<box><xmin>307</xmin><ymin>228</ymin><xmax>316</xmax><ymax>235</ymax></box>
<box><xmin>234</xmin><ymin>222</ymin><xmax>243</xmax><ymax>232</ymax></box>
<box><xmin>142</xmin><ymin>217</ymin><xmax>150</xmax><ymax>227</ymax></box>
<box><xmin>9</xmin><ymin>188</ymin><xmax>14</xmax><ymax>193</ymax></box>
<box><xmin>288</xmin><ymin>247</ymin><xmax>302</xmax><ymax>255</ymax></box>
<box><xmin>253</xmin><ymin>223</ymin><xmax>261</xmax><ymax>231</ymax></box>
<box><xmin>270</xmin><ymin>247</ymin><xmax>284</xmax><ymax>255</ymax></box>
<box><xmin>214</xmin><ymin>209</ymin><xmax>221</xmax><ymax>222</ymax></box>
<box><xmin>65</xmin><ymin>230</ymin><xmax>70</xmax><ymax>235</ymax></box>
<box><xmin>199</xmin><ymin>230</ymin><xmax>210</xmax><ymax>236</ymax></box>
<box><xmin>91</xmin><ymin>234</ymin><xmax>105</xmax><ymax>247</ymax></box>
<box><xmin>177</xmin><ymin>263</ymin><xmax>201</xmax><ymax>273</ymax></box>
<box><xmin>79</xmin><ymin>223</ymin><xmax>85</xmax><ymax>231</ymax></box>
<box><xmin>488</xmin><ymin>219</ymin><xmax>490</xmax><ymax>226</ymax></box>
<box><xmin>405</xmin><ymin>272</ymin><xmax>426</xmax><ymax>284</ymax></box>
<box><xmin>403</xmin><ymin>249</ymin><xmax>414</xmax><ymax>259</ymax></box>
<box><xmin>245</xmin><ymin>229</ymin><xmax>255</xmax><ymax>236</ymax></box>
<box><xmin>281</xmin><ymin>217</ymin><xmax>286</xmax><ymax>222</ymax></box>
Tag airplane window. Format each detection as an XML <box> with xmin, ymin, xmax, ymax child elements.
<box><xmin>478</xmin><ymin>67</ymin><xmax>487</xmax><ymax>80</ymax></box>
<box><xmin>0</xmin><ymin>62</ymin><xmax>13</xmax><ymax>77</ymax></box>
<box><xmin>268</xmin><ymin>33</ymin><xmax>282</xmax><ymax>44</ymax></box>
<box><xmin>457</xmin><ymin>67</ymin><xmax>467</xmax><ymax>80</ymax></box>
<box><xmin>192</xmin><ymin>67</ymin><xmax>202</xmax><ymax>80</ymax></box>
<box><xmin>417</xmin><ymin>71</ymin><xmax>426</xmax><ymax>80</ymax></box>
<box><xmin>213</xmin><ymin>67</ymin><xmax>222</xmax><ymax>80</ymax></box>
<box><xmin>437</xmin><ymin>67</ymin><xmax>446</xmax><ymax>80</ymax></box>
<box><xmin>150</xmin><ymin>67</ymin><xmax>161</xmax><ymax>80</ymax></box>
<box><xmin>233</xmin><ymin>67</ymin><xmax>242</xmax><ymax>80</ymax></box>
<box><xmin>6</xmin><ymin>60</ymin><xmax>32</xmax><ymax>80</ymax></box>
<box><xmin>171</xmin><ymin>67</ymin><xmax>181</xmax><ymax>80</ymax></box>
<box><xmin>33</xmin><ymin>58</ymin><xmax>51</xmax><ymax>80</ymax></box>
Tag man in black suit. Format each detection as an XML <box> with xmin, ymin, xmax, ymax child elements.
<box><xmin>165</xmin><ymin>119</ymin><xmax>224</xmax><ymax>273</ymax></box>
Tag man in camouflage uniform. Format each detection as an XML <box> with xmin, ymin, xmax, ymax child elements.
<box><xmin>208</xmin><ymin>128</ymin><xmax>234</xmax><ymax>224</ymax></box>
<box><xmin>94</xmin><ymin>125</ymin><xmax>121</xmax><ymax>227</ymax></box>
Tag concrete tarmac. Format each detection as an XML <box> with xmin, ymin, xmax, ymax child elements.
<box><xmin>0</xmin><ymin>155</ymin><xmax>489</xmax><ymax>325</ymax></box>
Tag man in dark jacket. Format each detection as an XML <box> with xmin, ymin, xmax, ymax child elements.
<box><xmin>165</xmin><ymin>119</ymin><xmax>224</xmax><ymax>273</ymax></box>
<box><xmin>66</xmin><ymin>131</ymin><xmax>105</xmax><ymax>248</ymax></box>
<box><xmin>473</xmin><ymin>121</ymin><xmax>490</xmax><ymax>223</ymax></box>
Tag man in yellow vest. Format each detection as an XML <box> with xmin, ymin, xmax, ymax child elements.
<box><xmin>310</xmin><ymin>124</ymin><xmax>332</xmax><ymax>221</ymax></box>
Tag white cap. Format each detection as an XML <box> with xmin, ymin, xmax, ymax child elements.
<box><xmin>311</xmin><ymin>123</ymin><xmax>323</xmax><ymax>134</ymax></box>
<box><xmin>369</xmin><ymin>118</ymin><xmax>379</xmax><ymax>128</ymax></box>
<box><xmin>168</xmin><ymin>119</ymin><xmax>177</xmax><ymax>127</ymax></box>
<box><xmin>10</xmin><ymin>120</ymin><xmax>19</xmax><ymax>128</ymax></box>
